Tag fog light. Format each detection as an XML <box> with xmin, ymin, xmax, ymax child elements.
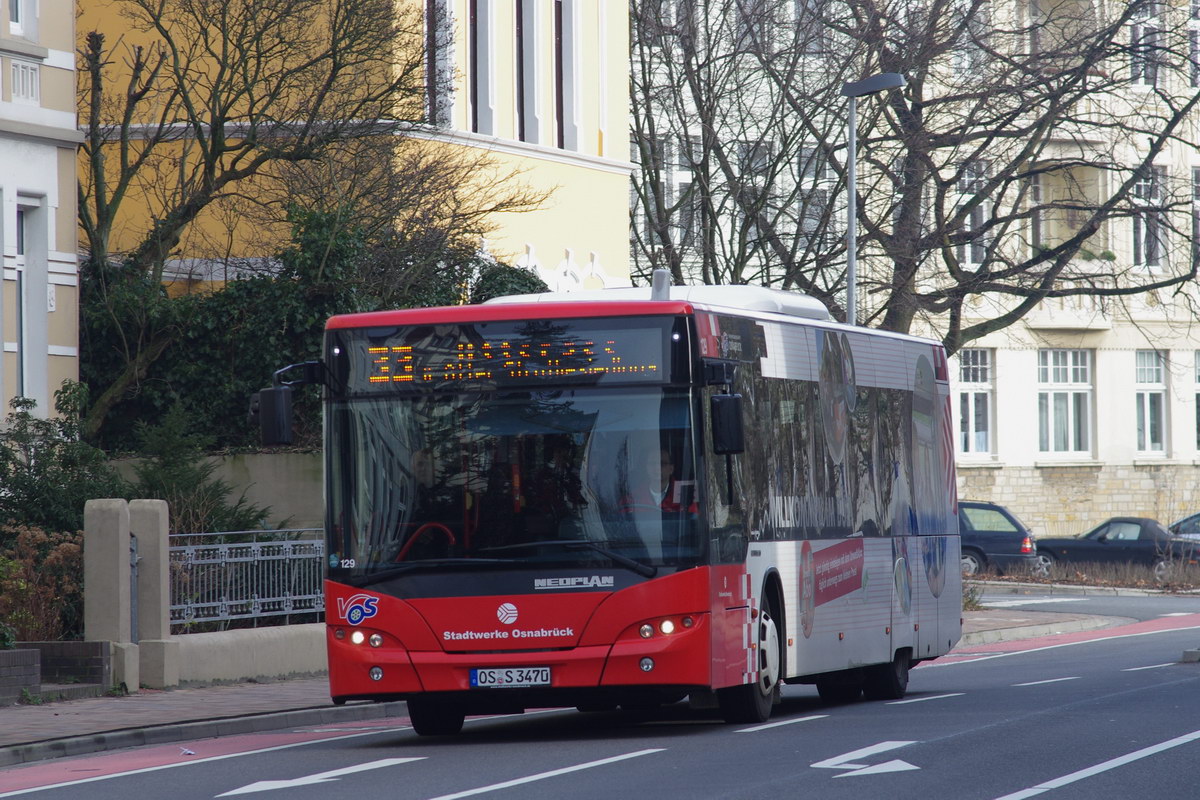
<box><xmin>659</xmin><ymin>620</ymin><xmax>676</xmax><ymax>635</ymax></box>
<box><xmin>369</xmin><ymin>633</ymin><xmax>383</xmax><ymax>648</ymax></box>
<box><xmin>351</xmin><ymin>630</ymin><xmax>366</xmax><ymax>645</ymax></box>
<box><xmin>334</xmin><ymin>628</ymin><xmax>346</xmax><ymax>640</ymax></box>
<box><xmin>369</xmin><ymin>666</ymin><xmax>383</xmax><ymax>681</ymax></box>
<box><xmin>681</xmin><ymin>616</ymin><xmax>694</xmax><ymax>628</ymax></box>
<box><xmin>639</xmin><ymin>624</ymin><xmax>654</xmax><ymax>639</ymax></box>
<box><xmin>639</xmin><ymin>658</ymin><xmax>654</xmax><ymax>672</ymax></box>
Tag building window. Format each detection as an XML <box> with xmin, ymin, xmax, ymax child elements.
<box><xmin>14</xmin><ymin>207</ymin><xmax>26</xmax><ymax>397</ymax></box>
<box><xmin>677</xmin><ymin>182</ymin><xmax>700</xmax><ymax>247</ymax></box>
<box><xmin>1028</xmin><ymin>172</ymin><xmax>1043</xmax><ymax>254</ymax></box>
<box><xmin>736</xmin><ymin>0</ymin><xmax>770</xmax><ymax>52</ymax></box>
<box><xmin>10</xmin><ymin>60</ymin><xmax>38</xmax><ymax>103</ymax></box>
<box><xmin>953</xmin><ymin>0</ymin><xmax>991</xmax><ymax>70</ymax></box>
<box><xmin>795</xmin><ymin>0</ymin><xmax>830</xmax><ymax>55</ymax></box>
<box><xmin>957</xmin><ymin>348</ymin><xmax>993</xmax><ymax>455</ymax></box>
<box><xmin>1037</xmin><ymin>349</ymin><xmax>1091</xmax><ymax>454</ymax></box>
<box><xmin>1193</xmin><ymin>167</ymin><xmax>1200</xmax><ymax>268</ymax></box>
<box><xmin>1135</xmin><ymin>350</ymin><xmax>1166</xmax><ymax>453</ymax></box>
<box><xmin>1194</xmin><ymin>350</ymin><xmax>1200</xmax><ymax>449</ymax></box>
<box><xmin>958</xmin><ymin>160</ymin><xmax>990</xmax><ymax>266</ymax></box>
<box><xmin>8</xmin><ymin>0</ymin><xmax>20</xmax><ymax>35</ymax></box>
<box><xmin>798</xmin><ymin>146</ymin><xmax>833</xmax><ymax>249</ymax></box>
<box><xmin>1131</xmin><ymin>2</ymin><xmax>1162</xmax><ymax>87</ymax></box>
<box><xmin>1133</xmin><ymin>165</ymin><xmax>1165</xmax><ymax>268</ymax></box>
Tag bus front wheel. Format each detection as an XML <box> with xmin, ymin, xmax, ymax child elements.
<box><xmin>407</xmin><ymin>696</ymin><xmax>465</xmax><ymax>736</ymax></box>
<box><xmin>718</xmin><ymin>603</ymin><xmax>781</xmax><ymax>724</ymax></box>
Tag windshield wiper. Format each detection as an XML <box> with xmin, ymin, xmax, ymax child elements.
<box><xmin>348</xmin><ymin>558</ymin><xmax>517</xmax><ymax>588</ymax></box>
<box><xmin>479</xmin><ymin>540</ymin><xmax>657</xmax><ymax>578</ymax></box>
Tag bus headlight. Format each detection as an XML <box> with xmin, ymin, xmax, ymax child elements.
<box><xmin>369</xmin><ymin>633</ymin><xmax>384</xmax><ymax>648</ymax></box>
<box><xmin>350</xmin><ymin>630</ymin><xmax>366</xmax><ymax>645</ymax></box>
<box><xmin>639</xmin><ymin>624</ymin><xmax>654</xmax><ymax>639</ymax></box>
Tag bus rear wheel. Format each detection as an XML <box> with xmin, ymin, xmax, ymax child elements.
<box><xmin>718</xmin><ymin>604</ymin><xmax>781</xmax><ymax>724</ymax></box>
<box><xmin>407</xmin><ymin>696</ymin><xmax>465</xmax><ymax>736</ymax></box>
<box><xmin>863</xmin><ymin>649</ymin><xmax>910</xmax><ymax>701</ymax></box>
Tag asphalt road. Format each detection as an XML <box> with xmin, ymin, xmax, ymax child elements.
<box><xmin>3</xmin><ymin>594</ymin><xmax>1199</xmax><ymax>800</ymax></box>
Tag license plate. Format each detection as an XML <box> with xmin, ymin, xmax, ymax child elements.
<box><xmin>470</xmin><ymin>667</ymin><xmax>551</xmax><ymax>688</ymax></box>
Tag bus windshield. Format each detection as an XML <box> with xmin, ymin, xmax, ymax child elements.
<box><xmin>326</xmin><ymin>387</ymin><xmax>704</xmax><ymax>582</ymax></box>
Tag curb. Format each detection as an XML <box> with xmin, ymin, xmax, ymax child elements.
<box><xmin>967</xmin><ymin>579</ymin><xmax>1200</xmax><ymax>597</ymax></box>
<box><xmin>0</xmin><ymin>699</ymin><xmax>409</xmax><ymax>769</ymax></box>
<box><xmin>958</xmin><ymin>615</ymin><xmax>1131</xmax><ymax>647</ymax></box>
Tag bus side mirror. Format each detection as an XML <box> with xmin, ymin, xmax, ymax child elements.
<box><xmin>253</xmin><ymin>386</ymin><xmax>294</xmax><ymax>446</ymax></box>
<box><xmin>711</xmin><ymin>394</ymin><xmax>744</xmax><ymax>455</ymax></box>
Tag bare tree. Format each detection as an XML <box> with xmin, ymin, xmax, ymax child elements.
<box><xmin>77</xmin><ymin>0</ymin><xmax>542</xmax><ymax>440</ymax></box>
<box><xmin>631</xmin><ymin>0</ymin><xmax>1200</xmax><ymax>352</ymax></box>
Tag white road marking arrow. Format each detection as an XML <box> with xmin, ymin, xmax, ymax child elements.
<box><xmin>811</xmin><ymin>741</ymin><xmax>919</xmax><ymax>777</ymax></box>
<box><xmin>216</xmin><ymin>757</ymin><xmax>424</xmax><ymax>796</ymax></box>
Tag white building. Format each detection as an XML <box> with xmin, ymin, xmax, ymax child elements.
<box><xmin>0</xmin><ymin>0</ymin><xmax>80</xmax><ymax>416</ymax></box>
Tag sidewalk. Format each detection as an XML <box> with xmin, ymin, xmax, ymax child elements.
<box><xmin>0</xmin><ymin>609</ymin><xmax>1124</xmax><ymax>769</ymax></box>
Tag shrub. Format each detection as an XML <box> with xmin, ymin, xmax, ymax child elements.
<box><xmin>0</xmin><ymin>527</ymin><xmax>85</xmax><ymax>641</ymax></box>
<box><xmin>130</xmin><ymin>405</ymin><xmax>272</xmax><ymax>534</ymax></box>
<box><xmin>0</xmin><ymin>385</ymin><xmax>130</xmax><ymax>538</ymax></box>
<box><xmin>0</xmin><ymin>620</ymin><xmax>15</xmax><ymax>650</ymax></box>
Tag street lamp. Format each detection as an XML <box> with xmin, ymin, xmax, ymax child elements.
<box><xmin>841</xmin><ymin>72</ymin><xmax>906</xmax><ymax>326</ymax></box>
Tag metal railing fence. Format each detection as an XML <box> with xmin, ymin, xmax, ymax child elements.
<box><xmin>169</xmin><ymin>528</ymin><xmax>325</xmax><ymax>632</ymax></box>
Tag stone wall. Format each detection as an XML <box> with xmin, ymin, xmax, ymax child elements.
<box><xmin>17</xmin><ymin>641</ymin><xmax>111</xmax><ymax>686</ymax></box>
<box><xmin>958</xmin><ymin>462</ymin><xmax>1200</xmax><ymax>538</ymax></box>
<box><xmin>0</xmin><ymin>650</ymin><xmax>39</xmax><ymax>705</ymax></box>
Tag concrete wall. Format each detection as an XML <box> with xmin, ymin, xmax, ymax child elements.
<box><xmin>175</xmin><ymin>624</ymin><xmax>326</xmax><ymax>685</ymax></box>
<box><xmin>84</xmin><ymin>498</ymin><xmax>326</xmax><ymax>689</ymax></box>
<box><xmin>111</xmin><ymin>452</ymin><xmax>324</xmax><ymax>529</ymax></box>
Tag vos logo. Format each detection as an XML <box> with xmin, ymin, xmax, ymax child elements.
<box><xmin>338</xmin><ymin>593</ymin><xmax>380</xmax><ymax>624</ymax></box>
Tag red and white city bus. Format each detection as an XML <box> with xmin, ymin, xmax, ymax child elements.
<box><xmin>264</xmin><ymin>280</ymin><xmax>960</xmax><ymax>735</ymax></box>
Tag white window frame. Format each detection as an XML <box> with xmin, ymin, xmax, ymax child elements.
<box><xmin>1131</xmin><ymin>1</ymin><xmax>1162</xmax><ymax>88</ymax></box>
<box><xmin>957</xmin><ymin>348</ymin><xmax>994</xmax><ymax>456</ymax></box>
<box><xmin>8</xmin><ymin>0</ymin><xmax>22</xmax><ymax>36</ymax></box>
<box><xmin>1135</xmin><ymin>350</ymin><xmax>1167</xmax><ymax>454</ymax></box>
<box><xmin>1037</xmin><ymin>349</ymin><xmax>1092</xmax><ymax>455</ymax></box>
<box><xmin>10</xmin><ymin>60</ymin><xmax>39</xmax><ymax>104</ymax></box>
<box><xmin>958</xmin><ymin>160</ymin><xmax>990</xmax><ymax>266</ymax></box>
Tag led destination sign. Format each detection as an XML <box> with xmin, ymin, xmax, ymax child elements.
<box><xmin>332</xmin><ymin>319</ymin><xmax>671</xmax><ymax>391</ymax></box>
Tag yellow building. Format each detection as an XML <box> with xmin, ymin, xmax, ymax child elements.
<box><xmin>0</xmin><ymin>0</ymin><xmax>81</xmax><ymax>416</ymax></box>
<box><xmin>75</xmin><ymin>0</ymin><xmax>632</xmax><ymax>297</ymax></box>
<box><xmin>428</xmin><ymin>1</ymin><xmax>632</xmax><ymax>290</ymax></box>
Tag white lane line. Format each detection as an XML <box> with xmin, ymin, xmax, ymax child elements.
<box><xmin>1012</xmin><ymin>677</ymin><xmax>1080</xmax><ymax>687</ymax></box>
<box><xmin>423</xmin><ymin>749</ymin><xmax>665</xmax><ymax>800</ymax></box>
<box><xmin>981</xmin><ymin>598</ymin><xmax>1086</xmax><ymax>608</ymax></box>
<box><xmin>886</xmin><ymin>693</ymin><xmax>965</xmax><ymax>705</ymax></box>
<box><xmin>217</xmin><ymin>758</ymin><xmax>422</xmax><ymax>796</ymax></box>
<box><xmin>1122</xmin><ymin>663</ymin><xmax>1176</xmax><ymax>671</ymax></box>
<box><xmin>921</xmin><ymin>622</ymin><xmax>1200</xmax><ymax>669</ymax></box>
<box><xmin>993</xmin><ymin>728</ymin><xmax>1200</xmax><ymax>800</ymax></box>
<box><xmin>0</xmin><ymin>728</ymin><xmax>416</xmax><ymax>798</ymax></box>
<box><xmin>1160</xmin><ymin>613</ymin><xmax>1192</xmax><ymax>617</ymax></box>
<box><xmin>736</xmin><ymin>714</ymin><xmax>828</xmax><ymax>732</ymax></box>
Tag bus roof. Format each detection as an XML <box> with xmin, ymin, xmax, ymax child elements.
<box><xmin>325</xmin><ymin>300</ymin><xmax>695</xmax><ymax>329</ymax></box>
<box><xmin>487</xmin><ymin>284</ymin><xmax>832</xmax><ymax>321</ymax></box>
<box><xmin>325</xmin><ymin>285</ymin><xmax>833</xmax><ymax>330</ymax></box>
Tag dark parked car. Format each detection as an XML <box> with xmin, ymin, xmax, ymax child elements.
<box><xmin>1168</xmin><ymin>512</ymin><xmax>1200</xmax><ymax>540</ymax></box>
<box><xmin>958</xmin><ymin>500</ymin><xmax>1038</xmax><ymax>576</ymax></box>
<box><xmin>1035</xmin><ymin>517</ymin><xmax>1200</xmax><ymax>580</ymax></box>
